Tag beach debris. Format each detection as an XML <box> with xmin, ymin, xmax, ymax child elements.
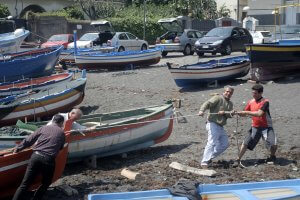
<box><xmin>84</xmin><ymin>155</ymin><xmax>97</xmax><ymax>169</ymax></box>
<box><xmin>169</xmin><ymin>161</ymin><xmax>217</xmax><ymax>177</ymax></box>
<box><xmin>57</xmin><ymin>184</ymin><xmax>78</xmax><ymax>196</ymax></box>
<box><xmin>121</xmin><ymin>168</ymin><xmax>141</xmax><ymax>180</ymax></box>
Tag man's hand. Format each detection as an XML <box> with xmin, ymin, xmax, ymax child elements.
<box><xmin>198</xmin><ymin>111</ymin><xmax>204</xmax><ymax>117</ymax></box>
<box><xmin>218</xmin><ymin>110</ymin><xmax>225</xmax><ymax>115</ymax></box>
<box><xmin>237</xmin><ymin>111</ymin><xmax>247</xmax><ymax>116</ymax></box>
<box><xmin>13</xmin><ymin>147</ymin><xmax>18</xmax><ymax>154</ymax></box>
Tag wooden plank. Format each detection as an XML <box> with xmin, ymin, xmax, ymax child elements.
<box><xmin>169</xmin><ymin>162</ymin><xmax>217</xmax><ymax>177</ymax></box>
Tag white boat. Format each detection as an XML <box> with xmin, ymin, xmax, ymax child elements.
<box><xmin>74</xmin><ymin>48</ymin><xmax>162</xmax><ymax>70</ymax></box>
<box><xmin>168</xmin><ymin>56</ymin><xmax>250</xmax><ymax>87</ymax></box>
<box><xmin>0</xmin><ymin>19</ymin><xmax>30</xmax><ymax>54</ymax></box>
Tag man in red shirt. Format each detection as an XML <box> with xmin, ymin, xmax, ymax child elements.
<box><xmin>234</xmin><ymin>84</ymin><xmax>277</xmax><ymax>167</ymax></box>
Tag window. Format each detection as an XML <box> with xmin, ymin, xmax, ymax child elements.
<box><xmin>238</xmin><ymin>29</ymin><xmax>246</xmax><ymax>36</ymax></box>
<box><xmin>187</xmin><ymin>31</ymin><xmax>195</xmax><ymax>38</ymax></box>
<box><xmin>195</xmin><ymin>31</ymin><xmax>204</xmax><ymax>38</ymax></box>
<box><xmin>126</xmin><ymin>33</ymin><xmax>137</xmax><ymax>40</ymax></box>
<box><xmin>119</xmin><ymin>33</ymin><xmax>128</xmax><ymax>40</ymax></box>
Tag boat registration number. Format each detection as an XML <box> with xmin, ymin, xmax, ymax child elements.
<box><xmin>202</xmin><ymin>45</ymin><xmax>209</xmax><ymax>48</ymax></box>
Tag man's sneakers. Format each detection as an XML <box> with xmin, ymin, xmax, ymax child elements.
<box><xmin>266</xmin><ymin>155</ymin><xmax>276</xmax><ymax>165</ymax></box>
<box><xmin>201</xmin><ymin>160</ymin><xmax>212</xmax><ymax>169</ymax></box>
<box><xmin>232</xmin><ymin>159</ymin><xmax>246</xmax><ymax>168</ymax></box>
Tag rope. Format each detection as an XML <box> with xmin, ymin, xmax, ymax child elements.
<box><xmin>68</xmin><ymin>111</ymin><xmax>235</xmax><ymax>133</ymax></box>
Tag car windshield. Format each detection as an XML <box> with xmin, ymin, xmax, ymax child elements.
<box><xmin>261</xmin><ymin>32</ymin><xmax>271</xmax><ymax>37</ymax></box>
<box><xmin>79</xmin><ymin>33</ymin><xmax>98</xmax><ymax>41</ymax></box>
<box><xmin>48</xmin><ymin>35</ymin><xmax>68</xmax><ymax>42</ymax></box>
<box><xmin>206</xmin><ymin>27</ymin><xmax>232</xmax><ymax>37</ymax></box>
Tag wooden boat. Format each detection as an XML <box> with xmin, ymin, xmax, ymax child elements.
<box><xmin>0</xmin><ymin>120</ymin><xmax>72</xmax><ymax>199</ymax></box>
<box><xmin>246</xmin><ymin>40</ymin><xmax>300</xmax><ymax>81</ymax></box>
<box><xmin>0</xmin><ymin>72</ymin><xmax>73</xmax><ymax>97</ymax></box>
<box><xmin>2</xmin><ymin>103</ymin><xmax>174</xmax><ymax>162</ymax></box>
<box><xmin>88</xmin><ymin>189</ymin><xmax>187</xmax><ymax>200</ymax></box>
<box><xmin>0</xmin><ymin>19</ymin><xmax>30</xmax><ymax>54</ymax></box>
<box><xmin>199</xmin><ymin>179</ymin><xmax>300</xmax><ymax>200</ymax></box>
<box><xmin>0</xmin><ymin>70</ymin><xmax>86</xmax><ymax>126</ymax></box>
<box><xmin>60</xmin><ymin>47</ymin><xmax>115</xmax><ymax>65</ymax></box>
<box><xmin>87</xmin><ymin>179</ymin><xmax>300</xmax><ymax>200</ymax></box>
<box><xmin>74</xmin><ymin>48</ymin><xmax>162</xmax><ymax>70</ymax></box>
<box><xmin>0</xmin><ymin>46</ymin><xmax>63</xmax><ymax>82</ymax></box>
<box><xmin>167</xmin><ymin>56</ymin><xmax>250</xmax><ymax>87</ymax></box>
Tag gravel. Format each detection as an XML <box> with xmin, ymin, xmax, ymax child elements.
<box><xmin>40</xmin><ymin>52</ymin><xmax>300</xmax><ymax>199</ymax></box>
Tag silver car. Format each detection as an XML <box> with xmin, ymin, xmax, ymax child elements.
<box><xmin>155</xmin><ymin>18</ymin><xmax>205</xmax><ymax>56</ymax></box>
<box><xmin>91</xmin><ymin>20</ymin><xmax>148</xmax><ymax>52</ymax></box>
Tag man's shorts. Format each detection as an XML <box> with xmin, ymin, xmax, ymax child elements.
<box><xmin>243</xmin><ymin>127</ymin><xmax>277</xmax><ymax>150</ymax></box>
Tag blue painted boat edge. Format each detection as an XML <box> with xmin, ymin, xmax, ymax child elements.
<box><xmin>174</xmin><ymin>71</ymin><xmax>248</xmax><ymax>87</ymax></box>
<box><xmin>88</xmin><ymin>189</ymin><xmax>189</xmax><ymax>200</ymax></box>
<box><xmin>198</xmin><ymin>178</ymin><xmax>300</xmax><ymax>193</ymax></box>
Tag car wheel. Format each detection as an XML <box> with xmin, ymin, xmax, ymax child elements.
<box><xmin>141</xmin><ymin>44</ymin><xmax>147</xmax><ymax>50</ymax></box>
<box><xmin>190</xmin><ymin>51</ymin><xmax>194</xmax><ymax>55</ymax></box>
<box><xmin>212</xmin><ymin>52</ymin><xmax>217</xmax><ymax>55</ymax></box>
<box><xmin>183</xmin><ymin>45</ymin><xmax>191</xmax><ymax>56</ymax></box>
<box><xmin>224</xmin><ymin>44</ymin><xmax>232</xmax><ymax>55</ymax></box>
<box><xmin>197</xmin><ymin>52</ymin><xmax>204</xmax><ymax>57</ymax></box>
<box><xmin>162</xmin><ymin>51</ymin><xmax>168</xmax><ymax>57</ymax></box>
<box><xmin>118</xmin><ymin>46</ymin><xmax>125</xmax><ymax>52</ymax></box>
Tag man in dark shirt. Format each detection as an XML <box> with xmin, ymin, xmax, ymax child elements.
<box><xmin>12</xmin><ymin>114</ymin><xmax>65</xmax><ymax>200</ymax></box>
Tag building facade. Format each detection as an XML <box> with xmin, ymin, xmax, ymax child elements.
<box><xmin>216</xmin><ymin>0</ymin><xmax>248</xmax><ymax>22</ymax></box>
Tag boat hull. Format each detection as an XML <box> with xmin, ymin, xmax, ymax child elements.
<box><xmin>0</xmin><ymin>29</ymin><xmax>30</xmax><ymax>54</ymax></box>
<box><xmin>246</xmin><ymin>43</ymin><xmax>300</xmax><ymax>81</ymax></box>
<box><xmin>0</xmin><ymin>133</ymin><xmax>69</xmax><ymax>199</ymax></box>
<box><xmin>0</xmin><ymin>72</ymin><xmax>73</xmax><ymax>97</ymax></box>
<box><xmin>1</xmin><ymin>104</ymin><xmax>174</xmax><ymax>162</ymax></box>
<box><xmin>67</xmin><ymin>104</ymin><xmax>173</xmax><ymax>162</ymax></box>
<box><xmin>87</xmin><ymin>179</ymin><xmax>300</xmax><ymax>200</ymax></box>
<box><xmin>0</xmin><ymin>76</ymin><xmax>86</xmax><ymax>126</ymax></box>
<box><xmin>0</xmin><ymin>46</ymin><xmax>62</xmax><ymax>82</ymax></box>
<box><xmin>168</xmin><ymin>56</ymin><xmax>250</xmax><ymax>87</ymax></box>
<box><xmin>75</xmin><ymin>49</ymin><xmax>161</xmax><ymax>70</ymax></box>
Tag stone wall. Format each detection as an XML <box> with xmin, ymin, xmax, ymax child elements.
<box><xmin>27</xmin><ymin>16</ymin><xmax>97</xmax><ymax>42</ymax></box>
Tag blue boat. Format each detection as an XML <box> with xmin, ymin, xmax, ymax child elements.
<box><xmin>168</xmin><ymin>56</ymin><xmax>250</xmax><ymax>87</ymax></box>
<box><xmin>0</xmin><ymin>46</ymin><xmax>63</xmax><ymax>82</ymax></box>
<box><xmin>88</xmin><ymin>179</ymin><xmax>300</xmax><ymax>200</ymax></box>
<box><xmin>0</xmin><ymin>19</ymin><xmax>30</xmax><ymax>54</ymax></box>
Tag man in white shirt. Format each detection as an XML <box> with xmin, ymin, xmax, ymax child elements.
<box><xmin>47</xmin><ymin>108</ymin><xmax>86</xmax><ymax>130</ymax></box>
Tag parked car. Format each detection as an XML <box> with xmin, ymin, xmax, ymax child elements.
<box><xmin>195</xmin><ymin>26</ymin><xmax>253</xmax><ymax>56</ymax></box>
<box><xmin>155</xmin><ymin>18</ymin><xmax>206</xmax><ymax>56</ymax></box>
<box><xmin>41</xmin><ymin>34</ymin><xmax>74</xmax><ymax>49</ymax></box>
<box><xmin>67</xmin><ymin>32</ymin><xmax>100</xmax><ymax>49</ymax></box>
<box><xmin>250</xmin><ymin>31</ymin><xmax>272</xmax><ymax>44</ymax></box>
<box><xmin>91</xmin><ymin>20</ymin><xmax>148</xmax><ymax>51</ymax></box>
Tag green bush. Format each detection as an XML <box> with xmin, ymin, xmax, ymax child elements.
<box><xmin>37</xmin><ymin>6</ymin><xmax>84</xmax><ymax>20</ymax></box>
<box><xmin>0</xmin><ymin>3</ymin><xmax>10</xmax><ymax>18</ymax></box>
<box><xmin>107</xmin><ymin>4</ymin><xmax>175</xmax><ymax>44</ymax></box>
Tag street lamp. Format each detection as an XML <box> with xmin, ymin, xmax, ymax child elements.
<box><xmin>143</xmin><ymin>0</ymin><xmax>146</xmax><ymax>40</ymax></box>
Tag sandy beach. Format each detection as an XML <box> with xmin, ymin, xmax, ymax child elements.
<box><xmin>41</xmin><ymin>52</ymin><xmax>300</xmax><ymax>200</ymax></box>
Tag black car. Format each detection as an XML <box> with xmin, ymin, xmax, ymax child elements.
<box><xmin>195</xmin><ymin>26</ymin><xmax>253</xmax><ymax>56</ymax></box>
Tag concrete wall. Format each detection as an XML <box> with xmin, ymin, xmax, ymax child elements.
<box><xmin>2</xmin><ymin>0</ymin><xmax>72</xmax><ymax>18</ymax></box>
<box><xmin>27</xmin><ymin>16</ymin><xmax>98</xmax><ymax>42</ymax></box>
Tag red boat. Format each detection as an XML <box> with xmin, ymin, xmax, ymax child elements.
<box><xmin>0</xmin><ymin>120</ymin><xmax>72</xmax><ymax>199</ymax></box>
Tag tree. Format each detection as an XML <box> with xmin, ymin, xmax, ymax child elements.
<box><xmin>218</xmin><ymin>4</ymin><xmax>231</xmax><ymax>18</ymax></box>
<box><xmin>0</xmin><ymin>3</ymin><xmax>10</xmax><ymax>18</ymax></box>
<box><xmin>171</xmin><ymin>0</ymin><xmax>217</xmax><ymax>19</ymax></box>
<box><xmin>72</xmin><ymin>0</ymin><xmax>121</xmax><ymax>20</ymax></box>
